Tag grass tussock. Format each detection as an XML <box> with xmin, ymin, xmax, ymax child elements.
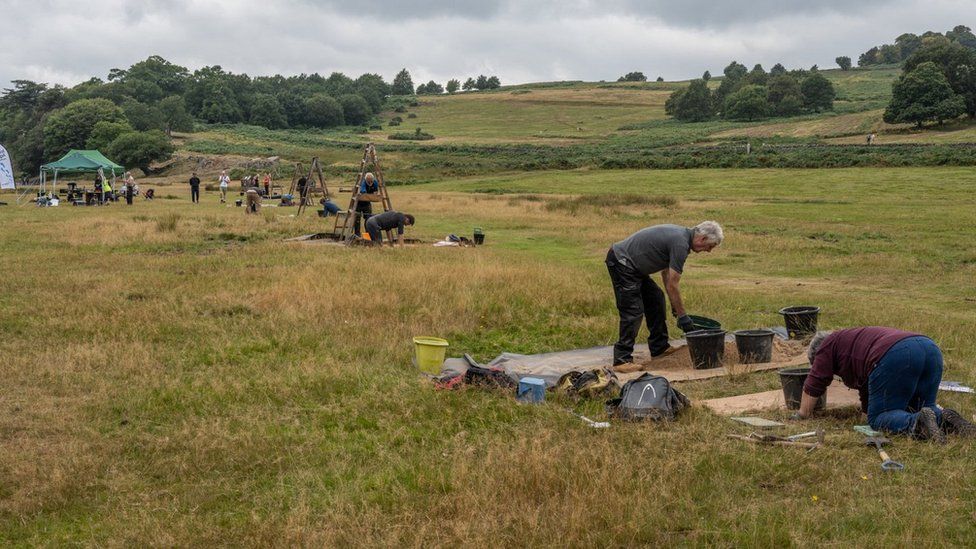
<box><xmin>155</xmin><ymin>212</ymin><xmax>181</xmax><ymax>232</ymax></box>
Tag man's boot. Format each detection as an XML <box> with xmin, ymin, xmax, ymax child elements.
<box><xmin>912</xmin><ymin>407</ymin><xmax>947</xmax><ymax>444</ymax></box>
<box><xmin>941</xmin><ymin>408</ymin><xmax>976</xmax><ymax>438</ymax></box>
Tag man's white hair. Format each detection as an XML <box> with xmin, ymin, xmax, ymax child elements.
<box><xmin>365</xmin><ymin>172</ymin><xmax>375</xmax><ymax>181</ymax></box>
<box><xmin>807</xmin><ymin>330</ymin><xmax>834</xmax><ymax>365</ymax></box>
<box><xmin>694</xmin><ymin>221</ymin><xmax>724</xmax><ymax>245</ymax></box>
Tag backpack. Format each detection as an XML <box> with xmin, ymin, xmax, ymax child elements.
<box><xmin>606</xmin><ymin>373</ymin><xmax>690</xmax><ymax>421</ymax></box>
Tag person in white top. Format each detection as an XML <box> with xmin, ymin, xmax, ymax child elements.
<box><xmin>218</xmin><ymin>170</ymin><xmax>230</xmax><ymax>203</ymax></box>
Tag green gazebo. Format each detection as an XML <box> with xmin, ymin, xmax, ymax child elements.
<box><xmin>39</xmin><ymin>149</ymin><xmax>124</xmax><ymax>195</ymax></box>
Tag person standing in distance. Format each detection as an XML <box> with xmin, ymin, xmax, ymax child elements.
<box><xmin>189</xmin><ymin>172</ymin><xmax>201</xmax><ymax>204</ymax></box>
<box><xmin>218</xmin><ymin>170</ymin><xmax>230</xmax><ymax>203</ymax></box>
<box><xmin>605</xmin><ymin>221</ymin><xmax>724</xmax><ymax>367</ymax></box>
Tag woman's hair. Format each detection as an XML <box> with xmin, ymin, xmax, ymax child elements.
<box><xmin>807</xmin><ymin>331</ymin><xmax>834</xmax><ymax>364</ymax></box>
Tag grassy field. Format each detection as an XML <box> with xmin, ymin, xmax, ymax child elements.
<box><xmin>2</xmin><ymin>164</ymin><xmax>976</xmax><ymax>545</ymax></box>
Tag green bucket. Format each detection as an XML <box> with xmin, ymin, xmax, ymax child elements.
<box><xmin>413</xmin><ymin>336</ymin><xmax>449</xmax><ymax>374</ymax></box>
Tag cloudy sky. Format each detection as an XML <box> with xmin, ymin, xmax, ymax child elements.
<box><xmin>1</xmin><ymin>0</ymin><xmax>975</xmax><ymax>89</ymax></box>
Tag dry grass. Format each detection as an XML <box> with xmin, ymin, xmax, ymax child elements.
<box><xmin>2</xmin><ymin>169</ymin><xmax>976</xmax><ymax>545</ymax></box>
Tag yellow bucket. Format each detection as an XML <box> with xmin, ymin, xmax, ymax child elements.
<box><xmin>413</xmin><ymin>336</ymin><xmax>449</xmax><ymax>374</ymax></box>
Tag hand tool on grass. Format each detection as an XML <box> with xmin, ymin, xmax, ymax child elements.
<box><xmin>864</xmin><ymin>436</ymin><xmax>904</xmax><ymax>472</ymax></box>
<box><xmin>565</xmin><ymin>408</ymin><xmax>610</xmax><ymax>428</ymax></box>
<box><xmin>727</xmin><ymin>431</ymin><xmax>821</xmax><ymax>450</ymax></box>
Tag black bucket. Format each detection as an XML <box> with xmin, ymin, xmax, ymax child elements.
<box><xmin>474</xmin><ymin>233</ymin><xmax>485</xmax><ymax>245</ymax></box>
<box><xmin>733</xmin><ymin>329</ymin><xmax>775</xmax><ymax>364</ymax></box>
<box><xmin>779</xmin><ymin>306</ymin><xmax>820</xmax><ymax>340</ymax></box>
<box><xmin>778</xmin><ymin>367</ymin><xmax>826</xmax><ymax>410</ymax></box>
<box><xmin>686</xmin><ymin>329</ymin><xmax>726</xmax><ymax>369</ymax></box>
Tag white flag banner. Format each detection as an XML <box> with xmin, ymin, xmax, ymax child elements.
<box><xmin>0</xmin><ymin>144</ymin><xmax>15</xmax><ymax>190</ymax></box>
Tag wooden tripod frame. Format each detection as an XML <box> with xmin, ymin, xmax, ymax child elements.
<box><xmin>289</xmin><ymin>157</ymin><xmax>331</xmax><ymax>216</ymax></box>
<box><xmin>334</xmin><ymin>143</ymin><xmax>394</xmax><ymax>244</ymax></box>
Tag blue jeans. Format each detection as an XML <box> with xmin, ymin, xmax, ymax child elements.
<box><xmin>867</xmin><ymin>336</ymin><xmax>943</xmax><ymax>434</ymax></box>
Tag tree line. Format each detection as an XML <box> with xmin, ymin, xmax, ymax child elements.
<box><xmin>882</xmin><ymin>34</ymin><xmax>976</xmax><ymax>127</ymax></box>
<box><xmin>416</xmin><ymin>75</ymin><xmax>502</xmax><ymax>95</ymax></box>
<box><xmin>0</xmin><ymin>55</ymin><xmax>501</xmax><ymax>177</ymax></box>
<box><xmin>665</xmin><ymin>62</ymin><xmax>835</xmax><ymax>122</ymax></box>
<box><xmin>858</xmin><ymin>25</ymin><xmax>976</xmax><ymax>67</ymax></box>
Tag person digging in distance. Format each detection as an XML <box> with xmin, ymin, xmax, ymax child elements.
<box><xmin>364</xmin><ymin>210</ymin><xmax>415</xmax><ymax>247</ymax></box>
<box><xmin>606</xmin><ymin>221</ymin><xmax>723</xmax><ymax>369</ymax></box>
<box><xmin>795</xmin><ymin>327</ymin><xmax>976</xmax><ymax>443</ymax></box>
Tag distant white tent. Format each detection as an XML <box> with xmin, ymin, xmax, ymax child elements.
<box><xmin>0</xmin><ymin>144</ymin><xmax>15</xmax><ymax>190</ymax></box>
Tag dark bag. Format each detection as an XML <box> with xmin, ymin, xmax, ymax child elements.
<box><xmin>464</xmin><ymin>363</ymin><xmax>516</xmax><ymax>389</ymax></box>
<box><xmin>606</xmin><ymin>373</ymin><xmax>690</xmax><ymax>421</ymax></box>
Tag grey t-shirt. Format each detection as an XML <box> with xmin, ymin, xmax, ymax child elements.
<box><xmin>368</xmin><ymin>210</ymin><xmax>408</xmax><ymax>235</ymax></box>
<box><xmin>611</xmin><ymin>224</ymin><xmax>693</xmax><ymax>276</ymax></box>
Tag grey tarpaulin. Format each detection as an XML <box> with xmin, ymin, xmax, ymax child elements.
<box><xmin>438</xmin><ymin>328</ymin><xmax>797</xmax><ymax>388</ymax></box>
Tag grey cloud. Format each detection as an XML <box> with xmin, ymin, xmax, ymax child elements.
<box><xmin>297</xmin><ymin>0</ymin><xmax>505</xmax><ymax>20</ymax></box>
<box><xmin>605</xmin><ymin>0</ymin><xmax>902</xmax><ymax>27</ymax></box>
<box><xmin>300</xmin><ymin>0</ymin><xmax>901</xmax><ymax>27</ymax></box>
<box><xmin>1</xmin><ymin>0</ymin><xmax>975</xmax><ymax>91</ymax></box>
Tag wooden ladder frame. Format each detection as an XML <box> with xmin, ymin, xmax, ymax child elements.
<box><xmin>334</xmin><ymin>143</ymin><xmax>394</xmax><ymax>244</ymax></box>
<box><xmin>289</xmin><ymin>157</ymin><xmax>331</xmax><ymax>216</ymax></box>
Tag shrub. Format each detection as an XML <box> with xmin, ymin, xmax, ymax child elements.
<box><xmin>407</xmin><ymin>113</ymin><xmax>417</xmax><ymax>118</ymax></box>
<box><xmin>389</xmin><ymin>128</ymin><xmax>435</xmax><ymax>140</ymax></box>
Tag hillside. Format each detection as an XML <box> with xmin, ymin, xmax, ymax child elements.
<box><xmin>158</xmin><ymin>65</ymin><xmax>976</xmax><ymax>187</ymax></box>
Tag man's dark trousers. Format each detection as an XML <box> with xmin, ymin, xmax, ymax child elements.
<box><xmin>606</xmin><ymin>248</ymin><xmax>669</xmax><ymax>365</ymax></box>
<box><xmin>191</xmin><ymin>186</ymin><xmax>200</xmax><ymax>203</ymax></box>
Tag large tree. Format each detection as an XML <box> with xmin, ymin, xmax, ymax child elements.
<box><xmin>354</xmin><ymin>73</ymin><xmax>390</xmax><ymax>112</ymax></box>
<box><xmin>122</xmin><ymin>98</ymin><xmax>165</xmax><ymax>131</ymax></box>
<box><xmin>800</xmin><ymin>73</ymin><xmax>835</xmax><ymax>112</ymax></box>
<box><xmin>392</xmin><ymin>68</ymin><xmax>414</xmax><ymax>95</ymax></box>
<box><xmin>715</xmin><ymin>61</ymin><xmax>748</xmax><ymax>104</ymax></box>
<box><xmin>767</xmin><ymin>74</ymin><xmax>804</xmax><ymax>116</ymax></box>
<box><xmin>618</xmin><ymin>71</ymin><xmax>647</xmax><ymax>82</ymax></box>
<box><xmin>665</xmin><ymin>79</ymin><xmax>714</xmax><ymax>121</ymax></box>
<box><xmin>85</xmin><ymin>120</ymin><xmax>134</xmax><ymax>150</ymax></box>
<box><xmin>446</xmin><ymin>79</ymin><xmax>460</xmax><ymax>94</ymax></box>
<box><xmin>418</xmin><ymin>80</ymin><xmax>444</xmax><ymax>95</ymax></box>
<box><xmin>723</xmin><ymin>85</ymin><xmax>768</xmax><ymax>121</ymax></box>
<box><xmin>884</xmin><ymin>61</ymin><xmax>966</xmax><ymax>127</ymax></box>
<box><xmin>903</xmin><ymin>40</ymin><xmax>976</xmax><ymax>117</ymax></box>
<box><xmin>304</xmin><ymin>93</ymin><xmax>344</xmax><ymax>127</ymax></box>
<box><xmin>158</xmin><ymin>95</ymin><xmax>194</xmax><ymax>134</ymax></box>
<box><xmin>43</xmin><ymin>98</ymin><xmax>126</xmax><ymax>157</ymax></box>
<box><xmin>249</xmin><ymin>93</ymin><xmax>288</xmax><ymax>129</ymax></box>
<box><xmin>835</xmin><ymin>56</ymin><xmax>852</xmax><ymax>71</ymax></box>
<box><xmin>106</xmin><ymin>130</ymin><xmax>174</xmax><ymax>173</ymax></box>
<box><xmin>339</xmin><ymin>94</ymin><xmax>371</xmax><ymax>125</ymax></box>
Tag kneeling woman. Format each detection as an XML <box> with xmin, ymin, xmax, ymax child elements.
<box><xmin>797</xmin><ymin>327</ymin><xmax>974</xmax><ymax>443</ymax></box>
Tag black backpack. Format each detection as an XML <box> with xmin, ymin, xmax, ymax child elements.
<box><xmin>606</xmin><ymin>374</ymin><xmax>690</xmax><ymax>421</ymax></box>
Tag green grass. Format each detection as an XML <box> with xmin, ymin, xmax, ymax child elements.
<box><xmin>2</xmin><ymin>165</ymin><xmax>976</xmax><ymax>544</ymax></box>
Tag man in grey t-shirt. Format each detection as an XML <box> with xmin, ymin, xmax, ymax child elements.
<box><xmin>606</xmin><ymin>221</ymin><xmax>724</xmax><ymax>366</ymax></box>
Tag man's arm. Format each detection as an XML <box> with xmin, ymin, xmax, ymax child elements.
<box><xmin>662</xmin><ymin>268</ymin><xmax>685</xmax><ymax>317</ymax></box>
<box><xmin>796</xmin><ymin>391</ymin><xmax>819</xmax><ymax>418</ymax></box>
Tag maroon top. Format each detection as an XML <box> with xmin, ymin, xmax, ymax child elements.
<box><xmin>804</xmin><ymin>327</ymin><xmax>919</xmax><ymax>411</ymax></box>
